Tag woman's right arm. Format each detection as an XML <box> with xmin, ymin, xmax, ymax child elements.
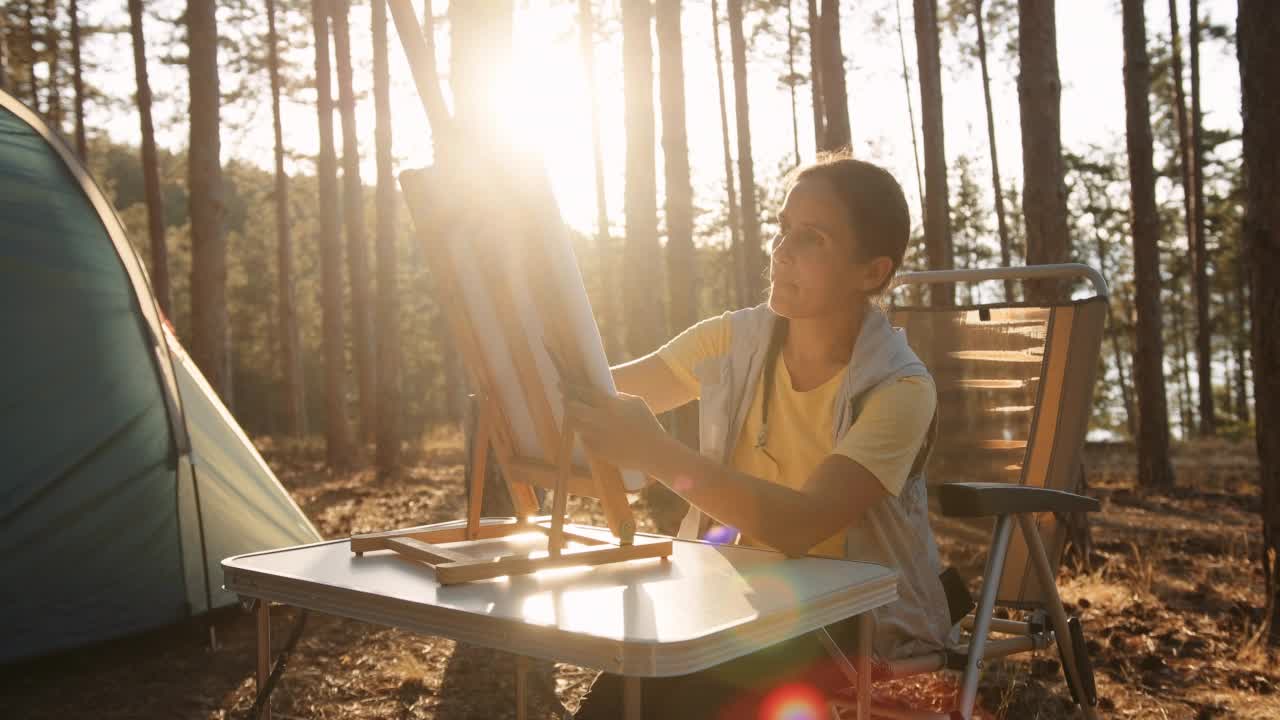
<box><xmin>611</xmin><ymin>352</ymin><xmax>696</xmax><ymax>415</ymax></box>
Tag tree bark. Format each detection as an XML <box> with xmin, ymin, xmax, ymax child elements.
<box><xmin>711</xmin><ymin>0</ymin><xmax>744</xmax><ymax>309</ymax></box>
<box><xmin>578</xmin><ymin>0</ymin><xmax>621</xmax><ymax>360</ymax></box>
<box><xmin>372</xmin><ymin>0</ymin><xmax>400</xmax><ymax>474</ymax></box>
<box><xmin>913</xmin><ymin>0</ymin><xmax>953</xmax><ymax>296</ymax></box>
<box><xmin>265</xmin><ymin>0</ymin><xmax>305</xmax><ymax>437</ymax></box>
<box><xmin>1092</xmin><ymin>222</ymin><xmax>1136</xmax><ymax>439</ymax></box>
<box><xmin>728</xmin><ymin>0</ymin><xmax>764</xmax><ymax>305</ymax></box>
<box><xmin>817</xmin><ymin>0</ymin><xmax>849</xmax><ymax>151</ymax></box>
<box><xmin>654</xmin><ymin>0</ymin><xmax>697</xmax><ymax>534</ymax></box>
<box><xmin>806</xmin><ymin>0</ymin><xmax>824</xmax><ymax>151</ymax></box>
<box><xmin>42</xmin><ymin>0</ymin><xmax>60</xmax><ymax>130</ymax></box>
<box><xmin>1017</xmin><ymin>0</ymin><xmax>1071</xmax><ymax>303</ymax></box>
<box><xmin>1188</xmin><ymin>0</ymin><xmax>1214</xmax><ymax>434</ymax></box>
<box><xmin>1237</xmin><ymin>0</ymin><xmax>1280</xmax><ymax>643</ymax></box>
<box><xmin>312</xmin><ymin>0</ymin><xmax>353</xmax><ymax>467</ymax></box>
<box><xmin>332</xmin><ymin>0</ymin><xmax>376</xmax><ymax>444</ymax></box>
<box><xmin>974</xmin><ymin>0</ymin><xmax>1013</xmax><ymax>299</ymax></box>
<box><xmin>129</xmin><ymin>0</ymin><xmax>169</xmax><ymax>318</ymax></box>
<box><xmin>69</xmin><ymin>0</ymin><xmax>85</xmax><ymax>161</ymax></box>
<box><xmin>621</xmin><ymin>0</ymin><xmax>663</xmax><ymax>357</ymax></box>
<box><xmin>786</xmin><ymin>0</ymin><xmax>799</xmax><ymax>164</ymax></box>
<box><xmin>1121</xmin><ymin>0</ymin><xmax>1175</xmax><ymax>488</ymax></box>
<box><xmin>187</xmin><ymin>0</ymin><xmax>228</xmax><ymax>399</ymax></box>
<box><xmin>1234</xmin><ymin>250</ymin><xmax>1250</xmax><ymax>423</ymax></box>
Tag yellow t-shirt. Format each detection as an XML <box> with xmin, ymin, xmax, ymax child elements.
<box><xmin>657</xmin><ymin>313</ymin><xmax>937</xmax><ymax>558</ymax></box>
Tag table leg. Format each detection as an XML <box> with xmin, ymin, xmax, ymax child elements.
<box><xmin>515</xmin><ymin>655</ymin><xmax>530</xmax><ymax>720</ymax></box>
<box><xmin>855</xmin><ymin>612</ymin><xmax>872</xmax><ymax>720</ymax></box>
<box><xmin>623</xmin><ymin>676</ymin><xmax>642</xmax><ymax>720</ymax></box>
<box><xmin>256</xmin><ymin>599</ymin><xmax>272</xmax><ymax>720</ymax></box>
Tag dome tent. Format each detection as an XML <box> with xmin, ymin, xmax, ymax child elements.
<box><xmin>0</xmin><ymin>90</ymin><xmax>320</xmax><ymax>663</ymax></box>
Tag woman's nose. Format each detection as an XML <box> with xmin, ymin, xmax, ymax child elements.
<box><xmin>770</xmin><ymin>233</ymin><xmax>793</xmax><ymax>263</ymax></box>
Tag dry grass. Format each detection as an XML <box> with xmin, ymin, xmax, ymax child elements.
<box><xmin>1</xmin><ymin>433</ymin><xmax>1276</xmax><ymax>719</ymax></box>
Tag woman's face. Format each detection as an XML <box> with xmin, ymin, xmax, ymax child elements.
<box><xmin>767</xmin><ymin>177</ymin><xmax>888</xmax><ymax>319</ymax></box>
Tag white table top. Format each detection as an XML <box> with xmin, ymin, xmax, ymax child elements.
<box><xmin>222</xmin><ymin>522</ymin><xmax>897</xmax><ymax>677</ymax></box>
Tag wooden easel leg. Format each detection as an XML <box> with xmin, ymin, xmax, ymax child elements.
<box><xmin>623</xmin><ymin>676</ymin><xmax>642</xmax><ymax>720</ymax></box>
<box><xmin>515</xmin><ymin>654</ymin><xmax>530</xmax><ymax>720</ymax></box>
<box><xmin>468</xmin><ymin>405</ymin><xmax>493</xmax><ymax>540</ymax></box>
<box><xmin>256</xmin><ymin>599</ymin><xmax>272</xmax><ymax>720</ymax></box>
<box><xmin>548</xmin><ymin>421</ymin><xmax>574</xmax><ymax>555</ymax></box>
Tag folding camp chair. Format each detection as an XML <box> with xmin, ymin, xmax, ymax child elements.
<box><xmin>826</xmin><ymin>264</ymin><xmax>1107</xmax><ymax>720</ymax></box>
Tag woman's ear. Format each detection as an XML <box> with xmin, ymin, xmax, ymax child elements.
<box><xmin>859</xmin><ymin>257</ymin><xmax>895</xmax><ymax>293</ymax></box>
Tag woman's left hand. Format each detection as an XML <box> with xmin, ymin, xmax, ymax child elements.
<box><xmin>562</xmin><ymin>383</ymin><xmax>671</xmax><ymax>475</ymax></box>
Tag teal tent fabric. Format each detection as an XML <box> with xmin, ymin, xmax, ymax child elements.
<box><xmin>0</xmin><ymin>104</ymin><xmax>187</xmax><ymax>661</ymax></box>
<box><xmin>0</xmin><ymin>93</ymin><xmax>320</xmax><ymax>664</ymax></box>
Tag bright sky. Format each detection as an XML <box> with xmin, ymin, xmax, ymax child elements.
<box><xmin>83</xmin><ymin>0</ymin><xmax>1242</xmax><ymax>241</ymax></box>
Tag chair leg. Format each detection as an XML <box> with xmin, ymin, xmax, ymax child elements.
<box><xmin>956</xmin><ymin>514</ymin><xmax>1015</xmax><ymax>720</ymax></box>
<box><xmin>1016</xmin><ymin>514</ymin><xmax>1099</xmax><ymax>720</ymax></box>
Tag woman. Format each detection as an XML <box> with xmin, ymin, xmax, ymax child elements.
<box><xmin>565</xmin><ymin>154</ymin><xmax>952</xmax><ymax>718</ymax></box>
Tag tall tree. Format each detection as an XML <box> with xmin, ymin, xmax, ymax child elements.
<box><xmin>265</xmin><ymin>0</ymin><xmax>305</xmax><ymax>436</ymax></box>
<box><xmin>817</xmin><ymin>0</ymin><xmax>850</xmax><ymax>150</ymax></box>
<box><xmin>1017</xmin><ymin>0</ymin><xmax>1071</xmax><ymax>302</ymax></box>
<box><xmin>1188</xmin><ymin>0</ymin><xmax>1213</xmax><ymax>434</ymax></box>
<box><xmin>806</xmin><ymin>0</ymin><xmax>824</xmax><ymax>150</ymax></box>
<box><xmin>728</xmin><ymin>0</ymin><xmax>764</xmax><ymax>304</ymax></box>
<box><xmin>1237</xmin><ymin>0</ymin><xmax>1280</xmax><ymax>643</ymax></box>
<box><xmin>331</xmin><ymin>0</ymin><xmax>376</xmax><ymax>443</ymax></box>
<box><xmin>128</xmin><ymin>0</ymin><xmax>169</xmax><ymax>317</ymax></box>
<box><xmin>786</xmin><ymin>0</ymin><xmax>799</xmax><ymax>164</ymax></box>
<box><xmin>710</xmin><ymin>0</ymin><xmax>744</xmax><ymax>309</ymax></box>
<box><xmin>1121</xmin><ymin>0</ymin><xmax>1175</xmax><ymax>488</ymax></box>
<box><xmin>621</xmin><ymin>0</ymin><xmax>663</xmax><ymax>355</ymax></box>
<box><xmin>655</xmin><ymin>0</ymin><xmax>697</xmax><ymax>532</ymax></box>
<box><xmin>914</xmin><ymin>0</ymin><xmax>954</xmax><ymax>295</ymax></box>
<box><xmin>578</xmin><ymin>0</ymin><xmax>621</xmax><ymax>359</ymax></box>
<box><xmin>974</xmin><ymin>0</ymin><xmax>1014</xmax><ymax>299</ymax></box>
<box><xmin>312</xmin><ymin>0</ymin><xmax>353</xmax><ymax>467</ymax></box>
<box><xmin>41</xmin><ymin>0</ymin><xmax>60</xmax><ymax>129</ymax></box>
<box><xmin>373</xmin><ymin>0</ymin><xmax>400</xmax><ymax>473</ymax></box>
<box><xmin>187</xmin><ymin>0</ymin><xmax>228</xmax><ymax>398</ymax></box>
<box><xmin>68</xmin><ymin>0</ymin><xmax>85</xmax><ymax>161</ymax></box>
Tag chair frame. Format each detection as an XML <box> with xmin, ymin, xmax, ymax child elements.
<box><xmin>827</xmin><ymin>264</ymin><xmax>1107</xmax><ymax>720</ymax></box>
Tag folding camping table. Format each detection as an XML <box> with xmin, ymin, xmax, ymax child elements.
<box><xmin>223</xmin><ymin>520</ymin><xmax>898</xmax><ymax>720</ymax></box>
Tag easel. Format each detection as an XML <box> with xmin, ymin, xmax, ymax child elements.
<box><xmin>348</xmin><ymin>152</ymin><xmax>672</xmax><ymax>587</ymax></box>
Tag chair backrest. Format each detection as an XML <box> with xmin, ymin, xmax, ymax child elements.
<box><xmin>888</xmin><ymin>265</ymin><xmax>1108</xmax><ymax>608</ymax></box>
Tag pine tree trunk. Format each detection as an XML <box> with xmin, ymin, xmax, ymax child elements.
<box><xmin>1121</xmin><ymin>0</ymin><xmax>1175</xmax><ymax>488</ymax></box>
<box><xmin>1237</xmin><ymin>0</ymin><xmax>1280</xmax><ymax>642</ymax></box>
<box><xmin>373</xmin><ymin>0</ymin><xmax>400</xmax><ymax>474</ymax></box>
<box><xmin>42</xmin><ymin>0</ymin><xmax>60</xmax><ymax>129</ymax></box>
<box><xmin>332</xmin><ymin>0</ymin><xmax>376</xmax><ymax>445</ymax></box>
<box><xmin>1189</xmin><ymin>0</ymin><xmax>1214</xmax><ymax>434</ymax></box>
<box><xmin>817</xmin><ymin>0</ymin><xmax>849</xmax><ymax>151</ymax></box>
<box><xmin>1017</xmin><ymin>0</ymin><xmax>1071</xmax><ymax>303</ymax></box>
<box><xmin>578</xmin><ymin>0</ymin><xmax>621</xmax><ymax>360</ymax></box>
<box><xmin>312</xmin><ymin>0</ymin><xmax>353</xmax><ymax>467</ymax></box>
<box><xmin>728</xmin><ymin>0</ymin><xmax>764</xmax><ymax>305</ymax></box>
<box><xmin>129</xmin><ymin>0</ymin><xmax>169</xmax><ymax>318</ymax></box>
<box><xmin>806</xmin><ymin>0</ymin><xmax>824</xmax><ymax>151</ymax></box>
<box><xmin>1</xmin><ymin>11</ymin><xmax>10</xmax><ymax>94</ymax></box>
<box><xmin>1173</xmin><ymin>293</ymin><xmax>1196</xmax><ymax>435</ymax></box>
<box><xmin>1234</xmin><ymin>251</ymin><xmax>1251</xmax><ymax>423</ymax></box>
<box><xmin>69</xmin><ymin>0</ymin><xmax>85</xmax><ymax>161</ymax></box>
<box><xmin>710</xmin><ymin>0</ymin><xmax>744</xmax><ymax>309</ymax></box>
<box><xmin>974</xmin><ymin>0</ymin><xmax>1013</xmax><ymax>299</ymax></box>
<box><xmin>621</xmin><ymin>0</ymin><xmax>663</xmax><ymax>357</ymax></box>
<box><xmin>1093</xmin><ymin>226</ymin><xmax>1136</xmax><ymax>439</ymax></box>
<box><xmin>787</xmin><ymin>0</ymin><xmax>799</xmax><ymax>164</ymax></box>
<box><xmin>913</xmin><ymin>0</ymin><xmax>953</xmax><ymax>300</ymax></box>
<box><xmin>187</xmin><ymin>0</ymin><xmax>228</xmax><ymax>399</ymax></box>
<box><xmin>265</xmin><ymin>0</ymin><xmax>305</xmax><ymax>437</ymax></box>
<box><xmin>655</xmin><ymin>0</ymin><xmax>697</xmax><ymax>534</ymax></box>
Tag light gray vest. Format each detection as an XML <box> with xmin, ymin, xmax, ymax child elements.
<box><xmin>676</xmin><ymin>303</ymin><xmax>953</xmax><ymax>659</ymax></box>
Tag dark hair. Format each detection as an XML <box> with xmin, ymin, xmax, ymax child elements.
<box><xmin>784</xmin><ymin>151</ymin><xmax>911</xmax><ymax>294</ymax></box>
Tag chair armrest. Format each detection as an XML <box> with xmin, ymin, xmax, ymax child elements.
<box><xmin>938</xmin><ymin>482</ymin><xmax>1100</xmax><ymax>518</ymax></box>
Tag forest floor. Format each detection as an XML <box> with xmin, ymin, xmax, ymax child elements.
<box><xmin>2</xmin><ymin>431</ymin><xmax>1275</xmax><ymax>719</ymax></box>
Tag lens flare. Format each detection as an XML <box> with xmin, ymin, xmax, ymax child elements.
<box><xmin>703</xmin><ymin>524</ymin><xmax>738</xmax><ymax>545</ymax></box>
<box><xmin>759</xmin><ymin>682</ymin><xmax>826</xmax><ymax>720</ymax></box>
